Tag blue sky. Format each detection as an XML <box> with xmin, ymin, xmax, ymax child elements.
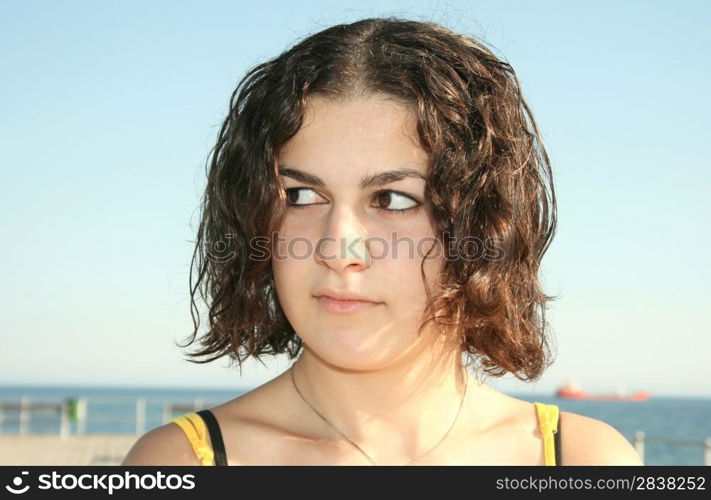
<box><xmin>1</xmin><ymin>0</ymin><xmax>709</xmax><ymax>397</ymax></box>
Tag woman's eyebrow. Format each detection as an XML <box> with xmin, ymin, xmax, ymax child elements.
<box><xmin>278</xmin><ymin>165</ymin><xmax>425</xmax><ymax>189</ymax></box>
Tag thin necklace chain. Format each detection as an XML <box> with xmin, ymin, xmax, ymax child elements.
<box><xmin>289</xmin><ymin>364</ymin><xmax>469</xmax><ymax>466</ymax></box>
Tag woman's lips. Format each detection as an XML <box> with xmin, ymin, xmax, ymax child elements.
<box><xmin>316</xmin><ymin>295</ymin><xmax>381</xmax><ymax>314</ymax></box>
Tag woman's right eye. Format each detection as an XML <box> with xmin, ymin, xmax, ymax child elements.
<box><xmin>285</xmin><ymin>187</ymin><xmax>325</xmax><ymax>207</ymax></box>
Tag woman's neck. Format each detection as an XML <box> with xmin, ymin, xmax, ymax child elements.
<box><xmin>289</xmin><ymin>335</ymin><xmax>479</xmax><ymax>463</ymax></box>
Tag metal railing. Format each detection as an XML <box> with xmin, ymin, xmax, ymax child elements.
<box><xmin>633</xmin><ymin>431</ymin><xmax>711</xmax><ymax>466</ymax></box>
<box><xmin>0</xmin><ymin>396</ymin><xmax>220</xmax><ymax>438</ymax></box>
<box><xmin>0</xmin><ymin>397</ymin><xmax>72</xmax><ymax>438</ymax></box>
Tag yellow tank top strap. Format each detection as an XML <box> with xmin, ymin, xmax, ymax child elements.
<box><xmin>533</xmin><ymin>402</ymin><xmax>559</xmax><ymax>466</ymax></box>
<box><xmin>170</xmin><ymin>412</ymin><xmax>215</xmax><ymax>466</ymax></box>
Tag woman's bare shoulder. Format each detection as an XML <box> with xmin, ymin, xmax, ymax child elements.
<box><xmin>122</xmin><ymin>372</ymin><xmax>310</xmax><ymax>466</ymax></box>
<box><xmin>209</xmin><ymin>373</ymin><xmax>318</xmax><ymax>463</ymax></box>
<box><xmin>121</xmin><ymin>422</ymin><xmax>203</xmax><ymax>466</ymax></box>
<box><xmin>479</xmin><ymin>388</ymin><xmax>643</xmax><ymax>465</ymax></box>
<box><xmin>559</xmin><ymin>411</ymin><xmax>644</xmax><ymax>465</ymax></box>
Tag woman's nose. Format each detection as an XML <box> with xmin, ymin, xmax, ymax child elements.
<box><xmin>315</xmin><ymin>208</ymin><xmax>371</xmax><ymax>272</ymax></box>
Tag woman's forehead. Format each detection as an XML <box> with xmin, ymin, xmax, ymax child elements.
<box><xmin>277</xmin><ymin>95</ymin><xmax>429</xmax><ymax>183</ymax></box>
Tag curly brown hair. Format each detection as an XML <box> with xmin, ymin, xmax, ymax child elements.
<box><xmin>179</xmin><ymin>17</ymin><xmax>558</xmax><ymax>382</ymax></box>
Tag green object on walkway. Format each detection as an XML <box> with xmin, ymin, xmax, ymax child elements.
<box><xmin>66</xmin><ymin>398</ymin><xmax>85</xmax><ymax>422</ymax></box>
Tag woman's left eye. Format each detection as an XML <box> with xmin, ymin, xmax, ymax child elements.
<box><xmin>285</xmin><ymin>188</ymin><xmax>420</xmax><ymax>215</ymax></box>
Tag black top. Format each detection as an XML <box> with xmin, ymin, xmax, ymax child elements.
<box><xmin>554</xmin><ymin>412</ymin><xmax>562</xmax><ymax>465</ymax></box>
<box><xmin>196</xmin><ymin>409</ymin><xmax>228</xmax><ymax>466</ymax></box>
<box><xmin>196</xmin><ymin>407</ymin><xmax>562</xmax><ymax>466</ymax></box>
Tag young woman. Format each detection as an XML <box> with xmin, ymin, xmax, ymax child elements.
<box><xmin>122</xmin><ymin>17</ymin><xmax>643</xmax><ymax>466</ymax></box>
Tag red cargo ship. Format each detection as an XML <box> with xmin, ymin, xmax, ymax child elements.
<box><xmin>555</xmin><ymin>379</ymin><xmax>650</xmax><ymax>401</ymax></box>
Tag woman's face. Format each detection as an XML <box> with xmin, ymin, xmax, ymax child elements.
<box><xmin>272</xmin><ymin>94</ymin><xmax>447</xmax><ymax>371</ymax></box>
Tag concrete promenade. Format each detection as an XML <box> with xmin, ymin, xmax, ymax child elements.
<box><xmin>0</xmin><ymin>435</ymin><xmax>139</xmax><ymax>465</ymax></box>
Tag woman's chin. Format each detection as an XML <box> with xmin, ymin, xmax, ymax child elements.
<box><xmin>302</xmin><ymin>334</ymin><xmax>403</xmax><ymax>372</ymax></box>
